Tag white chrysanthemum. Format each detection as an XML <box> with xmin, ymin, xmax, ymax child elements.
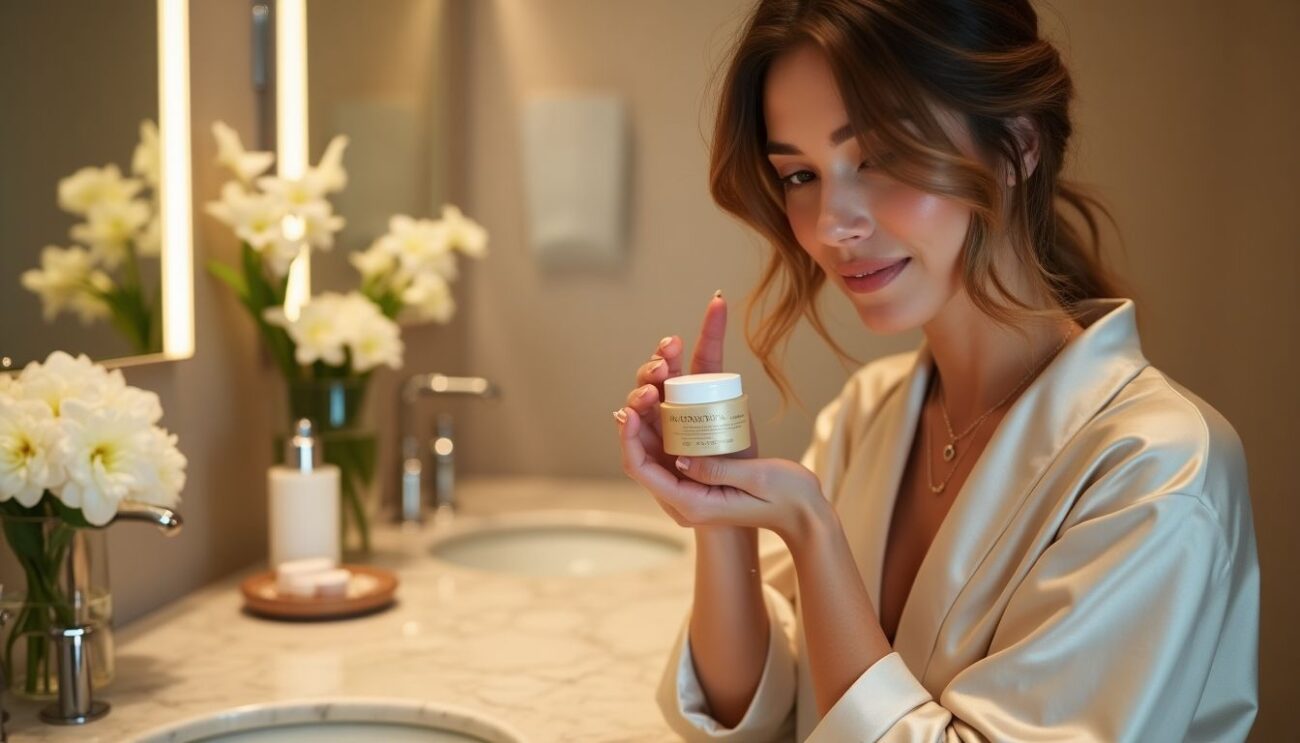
<box><xmin>57</xmin><ymin>164</ymin><xmax>144</xmax><ymax>215</ymax></box>
<box><xmin>375</xmin><ymin>215</ymin><xmax>457</xmax><ymax>280</ymax></box>
<box><xmin>0</xmin><ymin>396</ymin><xmax>67</xmax><ymax>507</ymax></box>
<box><xmin>18</xmin><ymin>351</ymin><xmax>114</xmax><ymax>416</ymax></box>
<box><xmin>132</xmin><ymin>119</ymin><xmax>161</xmax><ymax>188</ymax></box>
<box><xmin>70</xmin><ymin>199</ymin><xmax>152</xmax><ymax>268</ymax></box>
<box><xmin>440</xmin><ymin>204</ymin><xmax>488</xmax><ymax>259</ymax></box>
<box><xmin>401</xmin><ymin>271</ymin><xmax>456</xmax><ymax>324</ymax></box>
<box><xmin>0</xmin><ymin>374</ymin><xmax>18</xmax><ymax>397</ymax></box>
<box><xmin>205</xmin><ymin>181</ymin><xmax>288</xmax><ymax>252</ymax></box>
<box><xmin>343</xmin><ymin>294</ymin><xmax>403</xmax><ymax>372</ymax></box>
<box><xmin>135</xmin><ymin>427</ymin><xmax>186</xmax><ymax>509</ymax></box>
<box><xmin>350</xmin><ymin>244</ymin><xmax>397</xmax><ymax>283</ymax></box>
<box><xmin>57</xmin><ymin>399</ymin><xmax>157</xmax><ymax>526</ymax></box>
<box><xmin>20</xmin><ymin>246</ymin><xmax>114</xmax><ymax>323</ymax></box>
<box><xmin>101</xmin><ymin>368</ymin><xmax>163</xmax><ymax>425</ymax></box>
<box><xmin>213</xmin><ymin>121</ymin><xmax>274</xmax><ymax>184</ymax></box>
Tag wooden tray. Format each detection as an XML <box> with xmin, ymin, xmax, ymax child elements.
<box><xmin>240</xmin><ymin>564</ymin><xmax>398</xmax><ymax>621</ymax></box>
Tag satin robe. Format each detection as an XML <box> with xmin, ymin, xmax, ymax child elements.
<box><xmin>657</xmin><ymin>298</ymin><xmax>1259</xmax><ymax>742</ymax></box>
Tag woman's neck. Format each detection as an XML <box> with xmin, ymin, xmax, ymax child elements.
<box><xmin>921</xmin><ymin>283</ymin><xmax>1081</xmax><ymax>431</ymax></box>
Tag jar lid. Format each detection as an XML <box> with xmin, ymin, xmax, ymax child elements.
<box><xmin>663</xmin><ymin>373</ymin><xmax>743</xmax><ymax>404</ymax></box>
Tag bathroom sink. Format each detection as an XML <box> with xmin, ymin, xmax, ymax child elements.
<box><xmin>428</xmin><ymin>509</ymin><xmax>690</xmax><ymax>577</ymax></box>
<box><xmin>133</xmin><ymin>698</ymin><xmax>526</xmax><ymax>742</ymax></box>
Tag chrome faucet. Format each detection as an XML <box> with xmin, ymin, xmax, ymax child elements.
<box><xmin>396</xmin><ymin>374</ymin><xmax>499</xmax><ymax>523</ymax></box>
<box><xmin>37</xmin><ymin>504</ymin><xmax>183</xmax><ymax>726</ymax></box>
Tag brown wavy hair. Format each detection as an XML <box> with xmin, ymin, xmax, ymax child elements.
<box><xmin>711</xmin><ymin>0</ymin><xmax>1128</xmax><ymax>399</ymax></box>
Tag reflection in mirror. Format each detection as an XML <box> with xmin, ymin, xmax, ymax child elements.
<box><xmin>305</xmin><ymin>0</ymin><xmax>458</xmax><ymax>295</ymax></box>
<box><xmin>0</xmin><ymin>0</ymin><xmax>193</xmax><ymax>369</ymax></box>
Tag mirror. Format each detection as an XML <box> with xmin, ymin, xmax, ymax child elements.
<box><xmin>292</xmin><ymin>0</ymin><xmax>460</xmax><ymax>295</ymax></box>
<box><xmin>0</xmin><ymin>0</ymin><xmax>194</xmax><ymax>369</ymax></box>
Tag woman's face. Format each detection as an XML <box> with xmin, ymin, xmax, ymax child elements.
<box><xmin>763</xmin><ymin>45</ymin><xmax>973</xmax><ymax>334</ymax></box>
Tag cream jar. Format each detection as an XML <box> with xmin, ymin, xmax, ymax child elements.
<box><xmin>660</xmin><ymin>373</ymin><xmax>751</xmax><ymax>456</ymax></box>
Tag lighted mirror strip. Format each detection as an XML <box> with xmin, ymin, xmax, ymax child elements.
<box><xmin>277</xmin><ymin>0</ymin><xmax>311</xmax><ymax>320</ymax></box>
<box><xmin>158</xmin><ymin>0</ymin><xmax>195</xmax><ymax>359</ymax></box>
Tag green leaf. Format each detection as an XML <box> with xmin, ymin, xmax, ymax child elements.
<box><xmin>207</xmin><ymin>260</ymin><xmax>249</xmax><ymax>301</ymax></box>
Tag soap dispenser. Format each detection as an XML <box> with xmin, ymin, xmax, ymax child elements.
<box><xmin>268</xmin><ymin>418</ymin><xmax>341</xmax><ymax>568</ymax></box>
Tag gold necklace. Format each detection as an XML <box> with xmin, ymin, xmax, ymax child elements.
<box><xmin>925</xmin><ymin>329</ymin><xmax>1074</xmax><ymax>494</ymax></box>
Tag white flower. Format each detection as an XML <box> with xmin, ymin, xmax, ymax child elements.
<box><xmin>0</xmin><ymin>396</ymin><xmax>67</xmax><ymax>508</ymax></box>
<box><xmin>132</xmin><ymin>119</ymin><xmax>161</xmax><ymax>188</ymax></box>
<box><xmin>57</xmin><ymin>399</ymin><xmax>158</xmax><ymax>526</ymax></box>
<box><xmin>255</xmin><ymin>134</ymin><xmax>349</xmax><ymax>208</ymax></box>
<box><xmin>213</xmin><ymin>121</ymin><xmax>274</xmax><ymax>184</ymax></box>
<box><xmin>136</xmin><ymin>427</ymin><xmax>186</xmax><ymax>509</ymax></box>
<box><xmin>205</xmin><ymin>181</ymin><xmax>288</xmax><ymax>250</ymax></box>
<box><xmin>0</xmin><ymin>374</ymin><xmax>18</xmax><ymax>397</ymax></box>
<box><xmin>296</xmin><ymin>199</ymin><xmax>345</xmax><ymax>250</ymax></box>
<box><xmin>57</xmin><ymin>165</ymin><xmax>143</xmax><ymax>215</ymax></box>
<box><xmin>70</xmin><ymin>199</ymin><xmax>152</xmax><ymax>268</ymax></box>
<box><xmin>440</xmin><ymin>205</ymin><xmax>488</xmax><ymax>258</ymax></box>
<box><xmin>274</xmin><ymin>293</ymin><xmax>353</xmax><ymax>367</ymax></box>
<box><xmin>375</xmin><ymin>214</ymin><xmax>457</xmax><ymax>280</ymax></box>
<box><xmin>345</xmin><ymin>295</ymin><xmax>403</xmax><ymax>372</ymax></box>
<box><xmin>310</xmin><ymin>134</ymin><xmax>349</xmax><ymax>194</ymax></box>
<box><xmin>20</xmin><ymin>246</ymin><xmax>114</xmax><ymax>323</ymax></box>
<box><xmin>401</xmin><ymin>271</ymin><xmax>456</xmax><ymax>324</ymax></box>
<box><xmin>18</xmin><ymin>351</ymin><xmax>114</xmax><ymax>416</ymax></box>
<box><xmin>349</xmin><ymin>244</ymin><xmax>397</xmax><ymax>283</ymax></box>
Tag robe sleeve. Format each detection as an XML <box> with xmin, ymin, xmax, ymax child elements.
<box><xmin>654</xmin><ymin>389</ymin><xmax>850</xmax><ymax>741</ymax></box>
<box><xmin>808</xmin><ymin>492</ymin><xmax>1238</xmax><ymax>742</ymax></box>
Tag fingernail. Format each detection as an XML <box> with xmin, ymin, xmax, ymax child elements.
<box><xmin>635</xmin><ymin>385</ymin><xmax>654</xmax><ymax>399</ymax></box>
<box><xmin>612</xmin><ymin>409</ymin><xmax>628</xmax><ymax>424</ymax></box>
<box><xmin>648</xmin><ymin>358</ymin><xmax>665</xmax><ymax>373</ymax></box>
<box><xmin>713</xmin><ymin>289</ymin><xmax>723</xmax><ymax>299</ymax></box>
<box><xmin>658</xmin><ymin>336</ymin><xmax>673</xmax><ymax>349</ymax></box>
<box><xmin>675</xmin><ymin>457</ymin><xmax>691</xmax><ymax>471</ymax></box>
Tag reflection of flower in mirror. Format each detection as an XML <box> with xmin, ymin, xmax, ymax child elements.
<box><xmin>56</xmin><ymin>164</ymin><xmax>143</xmax><ymax>216</ymax></box>
<box><xmin>132</xmin><ymin>120</ymin><xmax>161</xmax><ymax>188</ymax></box>
<box><xmin>20</xmin><ymin>246</ymin><xmax>113</xmax><ymax>323</ymax></box>
<box><xmin>70</xmin><ymin>199</ymin><xmax>152</xmax><ymax>268</ymax></box>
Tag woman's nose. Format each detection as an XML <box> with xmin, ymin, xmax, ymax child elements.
<box><xmin>816</xmin><ymin>184</ymin><xmax>873</xmax><ymax>248</ymax></box>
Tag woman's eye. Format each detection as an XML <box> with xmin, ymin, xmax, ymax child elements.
<box><xmin>780</xmin><ymin>170</ymin><xmax>815</xmax><ymax>188</ymax></box>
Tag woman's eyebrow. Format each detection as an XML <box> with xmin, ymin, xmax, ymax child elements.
<box><xmin>766</xmin><ymin>123</ymin><xmax>856</xmax><ymax>155</ymax></box>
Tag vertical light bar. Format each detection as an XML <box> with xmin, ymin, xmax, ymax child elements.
<box><xmin>277</xmin><ymin>0</ymin><xmax>311</xmax><ymax>319</ymax></box>
<box><xmin>159</xmin><ymin>0</ymin><xmax>195</xmax><ymax>358</ymax></box>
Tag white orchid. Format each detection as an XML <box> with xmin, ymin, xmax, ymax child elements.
<box><xmin>296</xmin><ymin>199</ymin><xmax>345</xmax><ymax>251</ymax></box>
<box><xmin>266</xmin><ymin>292</ymin><xmax>403</xmax><ymax>372</ymax></box>
<box><xmin>70</xmin><ymin>198</ymin><xmax>152</xmax><ymax>268</ymax></box>
<box><xmin>2</xmin><ymin>352</ymin><xmax>185</xmax><ymax>525</ymax></box>
<box><xmin>213</xmin><ymin>121</ymin><xmax>274</xmax><ymax>184</ymax></box>
<box><xmin>132</xmin><ymin>119</ymin><xmax>161</xmax><ymax>188</ymax></box>
<box><xmin>57</xmin><ymin>164</ymin><xmax>143</xmax><ymax>216</ymax></box>
<box><xmin>350</xmin><ymin>244</ymin><xmax>397</xmax><ymax>283</ymax></box>
<box><xmin>345</xmin><ymin>295</ymin><xmax>404</xmax><ymax>372</ymax></box>
<box><xmin>440</xmin><ymin>204</ymin><xmax>488</xmax><ymax>258</ymax></box>
<box><xmin>0</xmin><ymin>395</ymin><xmax>67</xmax><ymax>508</ymax></box>
<box><xmin>20</xmin><ymin>246</ymin><xmax>114</xmax><ymax>324</ymax></box>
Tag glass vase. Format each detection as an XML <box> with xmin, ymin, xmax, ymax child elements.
<box><xmin>0</xmin><ymin>515</ymin><xmax>115</xmax><ymax>700</ymax></box>
<box><xmin>282</xmin><ymin>377</ymin><xmax>378</xmax><ymax>557</ymax></box>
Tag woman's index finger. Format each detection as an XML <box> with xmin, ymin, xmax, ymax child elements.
<box><xmin>690</xmin><ymin>292</ymin><xmax>728</xmax><ymax>374</ymax></box>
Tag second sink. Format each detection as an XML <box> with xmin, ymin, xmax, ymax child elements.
<box><xmin>427</xmin><ymin>509</ymin><xmax>690</xmax><ymax>577</ymax></box>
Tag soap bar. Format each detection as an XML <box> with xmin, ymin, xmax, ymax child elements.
<box><xmin>314</xmin><ymin>568</ymin><xmax>351</xmax><ymax>599</ymax></box>
<box><xmin>276</xmin><ymin>557</ymin><xmax>337</xmax><ymax>597</ymax></box>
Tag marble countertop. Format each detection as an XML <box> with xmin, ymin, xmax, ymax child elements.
<box><xmin>5</xmin><ymin>477</ymin><xmax>705</xmax><ymax>742</ymax></box>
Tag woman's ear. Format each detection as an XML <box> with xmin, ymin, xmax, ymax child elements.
<box><xmin>1006</xmin><ymin>115</ymin><xmax>1041</xmax><ymax>187</ymax></box>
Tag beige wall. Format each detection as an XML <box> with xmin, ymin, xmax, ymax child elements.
<box><xmin>448</xmin><ymin>0</ymin><xmax>1299</xmax><ymax>738</ymax></box>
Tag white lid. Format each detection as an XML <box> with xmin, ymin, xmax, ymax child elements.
<box><xmin>663</xmin><ymin>373</ymin><xmax>744</xmax><ymax>404</ymax></box>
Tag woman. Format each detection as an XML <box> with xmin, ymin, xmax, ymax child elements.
<box><xmin>613</xmin><ymin>1</ymin><xmax>1259</xmax><ymax>741</ymax></box>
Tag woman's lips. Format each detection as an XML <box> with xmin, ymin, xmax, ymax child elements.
<box><xmin>840</xmin><ymin>258</ymin><xmax>910</xmax><ymax>293</ymax></box>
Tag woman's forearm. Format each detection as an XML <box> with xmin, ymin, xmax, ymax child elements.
<box><xmin>687</xmin><ymin>525</ymin><xmax>770</xmax><ymax>728</ymax></box>
<box><xmin>786</xmin><ymin>499</ymin><xmax>893</xmax><ymax>716</ymax></box>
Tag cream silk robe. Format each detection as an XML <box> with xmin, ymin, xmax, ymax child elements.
<box><xmin>657</xmin><ymin>298</ymin><xmax>1259</xmax><ymax>742</ymax></box>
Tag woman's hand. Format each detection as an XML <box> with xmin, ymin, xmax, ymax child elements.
<box><xmin>614</xmin><ymin>293</ymin><xmax>827</xmax><ymax>547</ymax></box>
